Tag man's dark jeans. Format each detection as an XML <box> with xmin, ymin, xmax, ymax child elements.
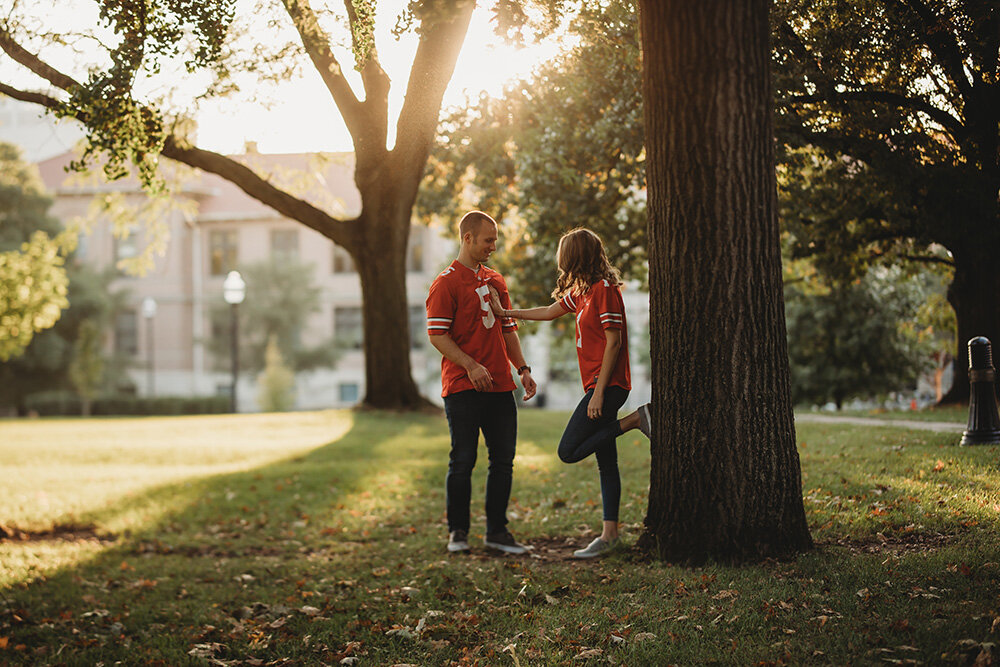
<box><xmin>443</xmin><ymin>390</ymin><xmax>517</xmax><ymax>536</ymax></box>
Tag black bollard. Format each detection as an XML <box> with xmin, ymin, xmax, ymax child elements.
<box><xmin>960</xmin><ymin>337</ymin><xmax>1000</xmax><ymax>446</ymax></box>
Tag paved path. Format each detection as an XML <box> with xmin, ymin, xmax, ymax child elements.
<box><xmin>795</xmin><ymin>413</ymin><xmax>965</xmax><ymax>433</ymax></box>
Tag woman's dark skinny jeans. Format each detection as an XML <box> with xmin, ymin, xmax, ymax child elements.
<box><xmin>558</xmin><ymin>386</ymin><xmax>629</xmax><ymax>522</ymax></box>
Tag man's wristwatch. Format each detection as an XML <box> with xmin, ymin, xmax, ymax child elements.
<box><xmin>517</xmin><ymin>365</ymin><xmax>531</xmax><ymax>375</ymax></box>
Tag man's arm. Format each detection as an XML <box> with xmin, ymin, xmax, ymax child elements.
<box><xmin>429</xmin><ymin>333</ymin><xmax>494</xmax><ymax>391</ymax></box>
<box><xmin>502</xmin><ymin>330</ymin><xmax>537</xmax><ymax>401</ymax></box>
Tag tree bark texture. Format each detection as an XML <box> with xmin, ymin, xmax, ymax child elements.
<box><xmin>638</xmin><ymin>0</ymin><xmax>812</xmax><ymax>563</ymax></box>
<box><xmin>353</xmin><ymin>180</ymin><xmax>429</xmax><ymax>410</ymax></box>
<box><xmin>942</xmin><ymin>242</ymin><xmax>1000</xmax><ymax>405</ymax></box>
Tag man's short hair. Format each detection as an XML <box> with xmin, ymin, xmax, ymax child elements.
<box><xmin>459</xmin><ymin>211</ymin><xmax>497</xmax><ymax>239</ymax></box>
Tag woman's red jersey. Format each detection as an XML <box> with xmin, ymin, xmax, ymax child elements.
<box><xmin>559</xmin><ymin>279</ymin><xmax>631</xmax><ymax>392</ymax></box>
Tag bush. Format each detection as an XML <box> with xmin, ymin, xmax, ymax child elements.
<box><xmin>24</xmin><ymin>392</ymin><xmax>230</xmax><ymax>416</ymax></box>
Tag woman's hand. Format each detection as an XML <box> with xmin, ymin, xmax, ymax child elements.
<box><xmin>487</xmin><ymin>285</ymin><xmax>506</xmax><ymax>318</ymax></box>
<box><xmin>587</xmin><ymin>389</ymin><xmax>604</xmax><ymax>420</ymax></box>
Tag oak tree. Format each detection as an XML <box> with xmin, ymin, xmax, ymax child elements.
<box><xmin>638</xmin><ymin>0</ymin><xmax>812</xmax><ymax>562</ymax></box>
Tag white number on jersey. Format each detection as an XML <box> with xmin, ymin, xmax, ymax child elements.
<box><xmin>475</xmin><ymin>285</ymin><xmax>496</xmax><ymax>329</ymax></box>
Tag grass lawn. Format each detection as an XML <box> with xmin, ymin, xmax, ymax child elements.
<box><xmin>1</xmin><ymin>409</ymin><xmax>998</xmax><ymax>665</ymax></box>
<box><xmin>801</xmin><ymin>404</ymin><xmax>969</xmax><ymax>423</ymax></box>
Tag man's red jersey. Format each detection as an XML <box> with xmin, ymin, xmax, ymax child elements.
<box><xmin>559</xmin><ymin>279</ymin><xmax>631</xmax><ymax>392</ymax></box>
<box><xmin>426</xmin><ymin>260</ymin><xmax>518</xmax><ymax>397</ymax></box>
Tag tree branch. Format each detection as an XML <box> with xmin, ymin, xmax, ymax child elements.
<box><xmin>883</xmin><ymin>0</ymin><xmax>976</xmax><ymax>97</ymax></box>
<box><xmin>161</xmin><ymin>137</ymin><xmax>356</xmax><ymax>248</ymax></box>
<box><xmin>343</xmin><ymin>0</ymin><xmax>389</xmax><ymax>159</ymax></box>
<box><xmin>788</xmin><ymin>89</ymin><xmax>966</xmax><ymax>142</ymax></box>
<box><xmin>775</xmin><ymin>21</ymin><xmax>828</xmax><ymax>85</ymax></box>
<box><xmin>392</xmin><ymin>2</ymin><xmax>475</xmax><ymax>187</ymax></box>
<box><xmin>0</xmin><ymin>82</ymin><xmax>63</xmax><ymax>111</ymax></box>
<box><xmin>900</xmin><ymin>253</ymin><xmax>955</xmax><ymax>267</ymax></box>
<box><xmin>0</xmin><ymin>30</ymin><xmax>358</xmax><ymax>250</ymax></box>
<box><xmin>0</xmin><ymin>27</ymin><xmax>81</xmax><ymax>91</ymax></box>
<box><xmin>280</xmin><ymin>0</ymin><xmax>365</xmax><ymax>139</ymax></box>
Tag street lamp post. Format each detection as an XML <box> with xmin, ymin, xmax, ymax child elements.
<box><xmin>141</xmin><ymin>297</ymin><xmax>157</xmax><ymax>397</ymax></box>
<box><xmin>223</xmin><ymin>271</ymin><xmax>246</xmax><ymax>413</ymax></box>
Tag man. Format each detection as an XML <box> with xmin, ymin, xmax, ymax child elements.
<box><xmin>426</xmin><ymin>210</ymin><xmax>537</xmax><ymax>554</ymax></box>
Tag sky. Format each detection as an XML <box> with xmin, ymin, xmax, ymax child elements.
<box><xmin>197</xmin><ymin>3</ymin><xmax>567</xmax><ymax>154</ymax></box>
<box><xmin>2</xmin><ymin>1</ymin><xmax>567</xmax><ymax>156</ymax></box>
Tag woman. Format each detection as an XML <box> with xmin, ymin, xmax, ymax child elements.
<box><xmin>490</xmin><ymin>228</ymin><xmax>651</xmax><ymax>558</ymax></box>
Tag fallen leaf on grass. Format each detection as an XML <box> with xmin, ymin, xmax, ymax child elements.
<box><xmin>386</xmin><ymin>627</ymin><xmax>415</xmax><ymax>639</ymax></box>
<box><xmin>188</xmin><ymin>642</ymin><xmax>226</xmax><ymax>658</ymax></box>
<box><xmin>932</xmin><ymin>460</ymin><xmax>946</xmax><ymax>473</ymax></box>
<box><xmin>299</xmin><ymin>606</ymin><xmax>321</xmax><ymax>617</ymax></box>
<box><xmin>574</xmin><ymin>648</ymin><xmax>602</xmax><ymax>660</ymax></box>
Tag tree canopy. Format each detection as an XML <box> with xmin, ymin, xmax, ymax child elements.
<box><xmin>0</xmin><ymin>142</ymin><xmax>71</xmax><ymax>361</ymax></box>
<box><xmin>773</xmin><ymin>0</ymin><xmax>999</xmax><ymax>400</ymax></box>
<box><xmin>421</xmin><ymin>0</ymin><xmax>644</xmax><ymax>304</ymax></box>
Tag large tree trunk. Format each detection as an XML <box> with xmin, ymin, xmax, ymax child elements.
<box><xmin>941</xmin><ymin>243</ymin><xmax>1000</xmax><ymax>405</ymax></box>
<box><xmin>352</xmin><ymin>190</ymin><xmax>432</xmax><ymax>411</ymax></box>
<box><xmin>637</xmin><ymin>0</ymin><xmax>812</xmax><ymax>563</ymax></box>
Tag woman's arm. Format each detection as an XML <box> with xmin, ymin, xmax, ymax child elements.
<box><xmin>488</xmin><ymin>286</ymin><xmax>568</xmax><ymax>321</ymax></box>
<box><xmin>587</xmin><ymin>329</ymin><xmax>623</xmax><ymax>419</ymax></box>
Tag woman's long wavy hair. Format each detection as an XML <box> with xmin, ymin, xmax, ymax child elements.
<box><xmin>551</xmin><ymin>228</ymin><xmax>622</xmax><ymax>300</ymax></box>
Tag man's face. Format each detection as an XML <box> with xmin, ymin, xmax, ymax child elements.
<box><xmin>467</xmin><ymin>222</ymin><xmax>498</xmax><ymax>264</ymax></box>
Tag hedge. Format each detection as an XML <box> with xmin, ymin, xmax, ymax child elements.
<box><xmin>23</xmin><ymin>392</ymin><xmax>231</xmax><ymax>417</ymax></box>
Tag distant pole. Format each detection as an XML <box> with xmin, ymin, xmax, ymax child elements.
<box><xmin>223</xmin><ymin>271</ymin><xmax>246</xmax><ymax>413</ymax></box>
<box><xmin>141</xmin><ymin>297</ymin><xmax>157</xmax><ymax>397</ymax></box>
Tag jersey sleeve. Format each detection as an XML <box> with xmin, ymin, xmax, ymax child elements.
<box><xmin>486</xmin><ymin>274</ymin><xmax>518</xmax><ymax>333</ymax></box>
<box><xmin>593</xmin><ymin>282</ymin><xmax>625</xmax><ymax>330</ymax></box>
<box><xmin>426</xmin><ymin>274</ymin><xmax>455</xmax><ymax>336</ymax></box>
<box><xmin>560</xmin><ymin>291</ymin><xmax>579</xmax><ymax>313</ymax></box>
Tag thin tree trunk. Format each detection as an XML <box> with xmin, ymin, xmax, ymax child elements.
<box><xmin>638</xmin><ymin>0</ymin><xmax>812</xmax><ymax>563</ymax></box>
<box><xmin>941</xmin><ymin>244</ymin><xmax>1000</xmax><ymax>405</ymax></box>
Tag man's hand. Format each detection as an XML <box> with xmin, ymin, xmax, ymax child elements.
<box><xmin>467</xmin><ymin>363</ymin><xmax>494</xmax><ymax>392</ymax></box>
<box><xmin>520</xmin><ymin>370</ymin><xmax>537</xmax><ymax>401</ymax></box>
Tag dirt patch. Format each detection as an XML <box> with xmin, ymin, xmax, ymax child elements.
<box><xmin>822</xmin><ymin>530</ymin><xmax>960</xmax><ymax>555</ymax></box>
<box><xmin>0</xmin><ymin>523</ymin><xmax>116</xmax><ymax>544</ymax></box>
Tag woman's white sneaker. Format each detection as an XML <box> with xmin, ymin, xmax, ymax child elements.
<box><xmin>572</xmin><ymin>537</ymin><xmax>619</xmax><ymax>558</ymax></box>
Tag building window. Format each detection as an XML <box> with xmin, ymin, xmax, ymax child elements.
<box><xmin>332</xmin><ymin>244</ymin><xmax>354</xmax><ymax>274</ymax></box>
<box><xmin>209</xmin><ymin>230</ymin><xmax>239</xmax><ymax>275</ymax></box>
<box><xmin>334</xmin><ymin>306</ymin><xmax>363</xmax><ymax>350</ymax></box>
<box><xmin>407</xmin><ymin>229</ymin><xmax>424</xmax><ymax>273</ymax></box>
<box><xmin>339</xmin><ymin>383</ymin><xmax>360</xmax><ymax>404</ymax></box>
<box><xmin>409</xmin><ymin>305</ymin><xmax>425</xmax><ymax>349</ymax></box>
<box><xmin>114</xmin><ymin>309</ymin><xmax>138</xmax><ymax>356</ymax></box>
<box><xmin>270</xmin><ymin>229</ymin><xmax>299</xmax><ymax>262</ymax></box>
<box><xmin>113</xmin><ymin>225</ymin><xmax>140</xmax><ymax>273</ymax></box>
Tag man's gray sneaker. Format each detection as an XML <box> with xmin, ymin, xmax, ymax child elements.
<box><xmin>483</xmin><ymin>530</ymin><xmax>529</xmax><ymax>554</ymax></box>
<box><xmin>448</xmin><ymin>530</ymin><xmax>470</xmax><ymax>552</ymax></box>
<box><xmin>572</xmin><ymin>537</ymin><xmax>619</xmax><ymax>559</ymax></box>
<box><xmin>638</xmin><ymin>403</ymin><xmax>652</xmax><ymax>439</ymax></box>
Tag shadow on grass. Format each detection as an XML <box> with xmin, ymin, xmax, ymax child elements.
<box><xmin>0</xmin><ymin>411</ymin><xmax>459</xmax><ymax>663</ymax></box>
<box><xmin>3</xmin><ymin>414</ymin><xmax>999</xmax><ymax>665</ymax></box>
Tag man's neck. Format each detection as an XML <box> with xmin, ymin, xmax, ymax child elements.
<box><xmin>455</xmin><ymin>250</ymin><xmax>479</xmax><ymax>271</ymax></box>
